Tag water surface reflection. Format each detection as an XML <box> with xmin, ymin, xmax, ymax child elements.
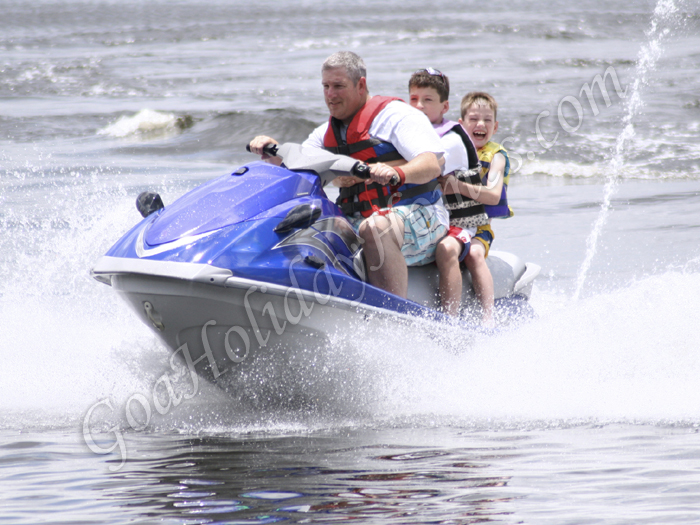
<box><xmin>101</xmin><ymin>429</ymin><xmax>518</xmax><ymax>523</ymax></box>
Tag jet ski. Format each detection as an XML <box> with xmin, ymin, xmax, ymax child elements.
<box><xmin>91</xmin><ymin>143</ymin><xmax>539</xmax><ymax>388</ymax></box>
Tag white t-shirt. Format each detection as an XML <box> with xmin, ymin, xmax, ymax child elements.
<box><xmin>302</xmin><ymin>100</ymin><xmax>445</xmax><ymax>162</ymax></box>
<box><xmin>440</xmin><ymin>129</ymin><xmax>470</xmax><ymax>175</ymax></box>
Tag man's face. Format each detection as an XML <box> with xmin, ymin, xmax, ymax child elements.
<box><xmin>322</xmin><ymin>67</ymin><xmax>366</xmax><ymax>124</ymax></box>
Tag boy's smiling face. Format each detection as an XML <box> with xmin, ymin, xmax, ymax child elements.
<box><xmin>461</xmin><ymin>104</ymin><xmax>498</xmax><ymax>149</ymax></box>
<box><xmin>409</xmin><ymin>86</ymin><xmax>449</xmax><ymax>125</ymax></box>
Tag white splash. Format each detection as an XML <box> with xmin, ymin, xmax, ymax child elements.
<box><xmin>368</xmin><ymin>271</ymin><xmax>700</xmax><ymax>423</ymax></box>
<box><xmin>573</xmin><ymin>0</ymin><xmax>685</xmax><ymax>300</ymax></box>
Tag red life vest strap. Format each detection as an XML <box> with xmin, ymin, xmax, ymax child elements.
<box><xmin>337</xmin><ymin>179</ymin><xmax>440</xmax><ymax>218</ymax></box>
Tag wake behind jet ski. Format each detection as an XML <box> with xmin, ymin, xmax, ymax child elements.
<box><xmin>91</xmin><ymin>143</ymin><xmax>539</xmax><ymax>389</ymax></box>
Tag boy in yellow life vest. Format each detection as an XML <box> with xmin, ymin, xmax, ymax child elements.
<box><xmin>436</xmin><ymin>91</ymin><xmax>513</xmax><ymax>325</ymax></box>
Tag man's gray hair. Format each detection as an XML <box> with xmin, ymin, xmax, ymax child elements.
<box><xmin>322</xmin><ymin>51</ymin><xmax>367</xmax><ymax>85</ymax></box>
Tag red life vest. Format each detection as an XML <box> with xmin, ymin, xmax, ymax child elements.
<box><xmin>324</xmin><ymin>96</ymin><xmax>440</xmax><ymax>218</ymax></box>
<box><xmin>323</xmin><ymin>96</ymin><xmax>404</xmax><ymax>164</ymax></box>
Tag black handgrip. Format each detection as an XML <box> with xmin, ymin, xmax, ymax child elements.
<box><xmin>352</xmin><ymin>162</ymin><xmax>371</xmax><ymax>179</ymax></box>
<box><xmin>352</xmin><ymin>162</ymin><xmax>400</xmax><ymax>185</ymax></box>
<box><xmin>246</xmin><ymin>143</ymin><xmax>279</xmax><ymax>157</ymax></box>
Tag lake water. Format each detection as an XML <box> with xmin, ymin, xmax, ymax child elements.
<box><xmin>2</xmin><ymin>0</ymin><xmax>700</xmax><ymax>523</ymax></box>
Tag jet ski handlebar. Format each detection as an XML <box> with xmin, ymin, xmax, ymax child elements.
<box><xmin>246</xmin><ymin>142</ymin><xmax>403</xmax><ymax>186</ymax></box>
<box><xmin>244</xmin><ymin>142</ymin><xmax>397</xmax><ymax>183</ymax></box>
<box><xmin>246</xmin><ymin>143</ymin><xmax>279</xmax><ymax>157</ymax></box>
<box><xmin>247</xmin><ymin>142</ymin><xmax>374</xmax><ymax>186</ymax></box>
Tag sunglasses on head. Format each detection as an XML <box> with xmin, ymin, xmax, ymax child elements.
<box><xmin>415</xmin><ymin>67</ymin><xmax>445</xmax><ymax>79</ymax></box>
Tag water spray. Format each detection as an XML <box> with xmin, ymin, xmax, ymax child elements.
<box><xmin>573</xmin><ymin>0</ymin><xmax>685</xmax><ymax>300</ymax></box>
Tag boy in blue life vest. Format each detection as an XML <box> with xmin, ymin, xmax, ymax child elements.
<box><xmin>409</xmin><ymin>77</ymin><xmax>511</xmax><ymax>323</ymax></box>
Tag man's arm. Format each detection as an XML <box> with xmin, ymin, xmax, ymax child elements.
<box><xmin>333</xmin><ymin>152</ymin><xmax>441</xmax><ymax>187</ymax></box>
<box><xmin>370</xmin><ymin>152</ymin><xmax>441</xmax><ymax>185</ymax></box>
<box><xmin>378</xmin><ymin>103</ymin><xmax>444</xmax><ymax>185</ymax></box>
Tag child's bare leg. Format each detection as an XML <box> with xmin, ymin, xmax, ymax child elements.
<box><xmin>435</xmin><ymin>236</ymin><xmax>464</xmax><ymax>316</ymax></box>
<box><xmin>464</xmin><ymin>242</ymin><xmax>494</xmax><ymax>324</ymax></box>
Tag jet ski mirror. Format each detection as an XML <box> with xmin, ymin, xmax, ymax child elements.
<box><xmin>136</xmin><ymin>191</ymin><xmax>165</xmax><ymax>218</ymax></box>
<box><xmin>274</xmin><ymin>203</ymin><xmax>322</xmax><ymax>233</ymax></box>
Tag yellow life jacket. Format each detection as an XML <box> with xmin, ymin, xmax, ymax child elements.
<box><xmin>478</xmin><ymin>141</ymin><xmax>513</xmax><ymax>219</ymax></box>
